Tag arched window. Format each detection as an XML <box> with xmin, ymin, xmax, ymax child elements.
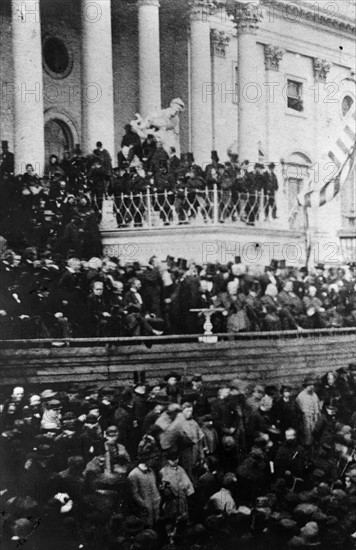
<box><xmin>342</xmin><ymin>95</ymin><xmax>354</xmax><ymax>117</ymax></box>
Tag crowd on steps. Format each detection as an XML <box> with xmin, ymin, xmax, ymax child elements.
<box><xmin>1</xmin><ymin>246</ymin><xmax>356</xmax><ymax>341</ymax></box>
<box><xmin>1</xmin><ymin>365</ymin><xmax>356</xmax><ymax>549</ymax></box>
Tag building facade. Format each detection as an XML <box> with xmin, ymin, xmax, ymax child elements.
<box><xmin>1</xmin><ymin>0</ymin><xmax>355</xmax><ymax>264</ymax></box>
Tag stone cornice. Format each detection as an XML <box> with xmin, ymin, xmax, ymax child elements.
<box><xmin>260</xmin><ymin>0</ymin><xmax>356</xmax><ymax>34</ymax></box>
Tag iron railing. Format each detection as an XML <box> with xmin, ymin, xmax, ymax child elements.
<box><xmin>98</xmin><ymin>185</ymin><xmax>281</xmax><ymax>229</ymax></box>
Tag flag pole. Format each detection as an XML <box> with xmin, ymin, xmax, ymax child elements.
<box><xmin>303</xmin><ymin>204</ymin><xmax>311</xmax><ymax>269</ymax></box>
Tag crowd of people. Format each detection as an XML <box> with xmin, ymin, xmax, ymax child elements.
<box><xmin>1</xmin><ymin>365</ymin><xmax>356</xmax><ymax>549</ymax></box>
<box><xmin>0</xmin><ymin>131</ymin><xmax>278</xmax><ymax>254</ymax></box>
<box><xmin>0</xmin><ymin>245</ymin><xmax>356</xmax><ymax>341</ymax></box>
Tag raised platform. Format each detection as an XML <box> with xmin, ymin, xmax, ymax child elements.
<box><xmin>1</xmin><ymin>328</ymin><xmax>355</xmax><ymax>392</ymax></box>
<box><xmin>101</xmin><ymin>223</ymin><xmax>305</xmax><ymax>265</ymax></box>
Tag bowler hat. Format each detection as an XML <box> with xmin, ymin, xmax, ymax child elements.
<box><xmin>303</xmin><ymin>376</ymin><xmax>316</xmax><ymax>387</ymax></box>
<box><xmin>41</xmin><ymin>389</ymin><xmax>57</xmax><ymax>400</ymax></box>
<box><xmin>164</xmin><ymin>371</ymin><xmax>182</xmax><ymax>382</ymax></box>
<box><xmin>2</xmin><ymin>140</ymin><xmax>9</xmax><ymax>148</ymax></box>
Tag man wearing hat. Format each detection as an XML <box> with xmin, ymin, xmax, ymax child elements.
<box><xmin>127</xmin><ymin>447</ymin><xmax>161</xmax><ymax>526</ymax></box>
<box><xmin>274</xmin><ymin>428</ymin><xmax>308</xmax><ymax>478</ymax></box>
<box><xmin>0</xmin><ymin>140</ymin><xmax>14</xmax><ymax>177</ymax></box>
<box><xmin>245</xmin><ymin>163</ymin><xmax>265</xmax><ymax>224</ymax></box>
<box><xmin>160</xmin><ymin>448</ymin><xmax>194</xmax><ymax>519</ymax></box>
<box><xmin>164</xmin><ymin>371</ymin><xmax>182</xmax><ymax>403</ymax></box>
<box><xmin>190</xmin><ymin>374</ymin><xmax>210</xmax><ymax>418</ymax></box>
<box><xmin>41</xmin><ymin>398</ymin><xmax>62</xmax><ymax>431</ymax></box>
<box><xmin>263</xmin><ymin>162</ymin><xmax>278</xmax><ymax>220</ymax></box>
<box><xmin>174</xmin><ymin>402</ymin><xmax>205</xmax><ymax>482</ymax></box>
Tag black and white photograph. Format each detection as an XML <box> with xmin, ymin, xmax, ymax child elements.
<box><xmin>0</xmin><ymin>0</ymin><xmax>356</xmax><ymax>548</ymax></box>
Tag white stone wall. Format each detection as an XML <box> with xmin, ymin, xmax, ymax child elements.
<box><xmin>41</xmin><ymin>12</ymin><xmax>82</xmax><ymax>153</ymax></box>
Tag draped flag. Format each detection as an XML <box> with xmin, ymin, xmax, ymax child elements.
<box><xmin>298</xmin><ymin>105</ymin><xmax>356</xmax><ymax>207</ymax></box>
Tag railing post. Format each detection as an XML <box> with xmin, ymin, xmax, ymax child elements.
<box><xmin>146</xmin><ymin>186</ymin><xmax>152</xmax><ymax>227</ymax></box>
<box><xmin>213</xmin><ymin>183</ymin><xmax>219</xmax><ymax>224</ymax></box>
<box><xmin>259</xmin><ymin>189</ymin><xmax>264</xmax><ymax>221</ymax></box>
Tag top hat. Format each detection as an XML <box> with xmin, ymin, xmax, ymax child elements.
<box><xmin>186</xmin><ymin>152</ymin><xmax>195</xmax><ymax>164</ymax></box>
<box><xmin>268</xmin><ymin>259</ymin><xmax>279</xmax><ymax>270</ymax></box>
<box><xmin>2</xmin><ymin>140</ymin><xmax>9</xmax><ymax>148</ymax></box>
<box><xmin>133</xmin><ymin>370</ymin><xmax>146</xmax><ymax>385</ymax></box>
<box><xmin>205</xmin><ymin>263</ymin><xmax>216</xmax><ymax>278</ymax></box>
<box><xmin>211</xmin><ymin>150</ymin><xmax>219</xmax><ymax>161</ymax></box>
<box><xmin>166</xmin><ymin>255</ymin><xmax>175</xmax><ymax>266</ymax></box>
<box><xmin>177</xmin><ymin>258</ymin><xmax>188</xmax><ymax>270</ymax></box>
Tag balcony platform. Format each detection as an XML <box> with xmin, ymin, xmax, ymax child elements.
<box><xmin>101</xmin><ymin>221</ymin><xmax>305</xmax><ymax>264</ymax></box>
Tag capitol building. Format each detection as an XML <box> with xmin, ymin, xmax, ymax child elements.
<box><xmin>1</xmin><ymin>0</ymin><xmax>355</xmax><ymax>265</ymax></box>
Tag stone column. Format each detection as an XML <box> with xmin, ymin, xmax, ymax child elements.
<box><xmin>311</xmin><ymin>58</ymin><xmax>332</xmax><ymax>240</ymax></box>
<box><xmin>138</xmin><ymin>0</ymin><xmax>161</xmax><ymax>115</ymax></box>
<box><xmin>211</xmin><ymin>29</ymin><xmax>231</xmax><ymax>151</ymax></box>
<box><xmin>264</xmin><ymin>44</ymin><xmax>287</xmax><ymax>226</ymax></box>
<box><xmin>11</xmin><ymin>0</ymin><xmax>45</xmax><ymax>175</ymax></box>
<box><xmin>81</xmin><ymin>0</ymin><xmax>115</xmax><ymax>158</ymax></box>
<box><xmin>232</xmin><ymin>1</ymin><xmax>262</xmax><ymax>163</ymax></box>
<box><xmin>190</xmin><ymin>0</ymin><xmax>216</xmax><ymax>166</ymax></box>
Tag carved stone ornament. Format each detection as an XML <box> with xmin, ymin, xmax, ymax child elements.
<box><xmin>227</xmin><ymin>1</ymin><xmax>263</xmax><ymax>34</ymax></box>
<box><xmin>137</xmin><ymin>0</ymin><xmax>160</xmax><ymax>6</ymax></box>
<box><xmin>189</xmin><ymin>0</ymin><xmax>222</xmax><ymax>21</ymax></box>
<box><xmin>264</xmin><ymin>44</ymin><xmax>284</xmax><ymax>70</ymax></box>
<box><xmin>313</xmin><ymin>58</ymin><xmax>331</xmax><ymax>82</ymax></box>
<box><xmin>211</xmin><ymin>29</ymin><xmax>231</xmax><ymax>57</ymax></box>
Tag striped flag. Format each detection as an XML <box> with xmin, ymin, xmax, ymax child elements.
<box><xmin>298</xmin><ymin>105</ymin><xmax>356</xmax><ymax>207</ymax></box>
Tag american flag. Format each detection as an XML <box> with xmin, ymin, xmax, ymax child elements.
<box><xmin>298</xmin><ymin>105</ymin><xmax>356</xmax><ymax>208</ymax></box>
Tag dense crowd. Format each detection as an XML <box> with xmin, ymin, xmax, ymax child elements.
<box><xmin>0</xmin><ymin>132</ymin><xmax>278</xmax><ymax>253</ymax></box>
<box><xmin>0</xmin><ymin>245</ymin><xmax>356</xmax><ymax>341</ymax></box>
<box><xmin>1</xmin><ymin>366</ymin><xmax>356</xmax><ymax>549</ymax></box>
